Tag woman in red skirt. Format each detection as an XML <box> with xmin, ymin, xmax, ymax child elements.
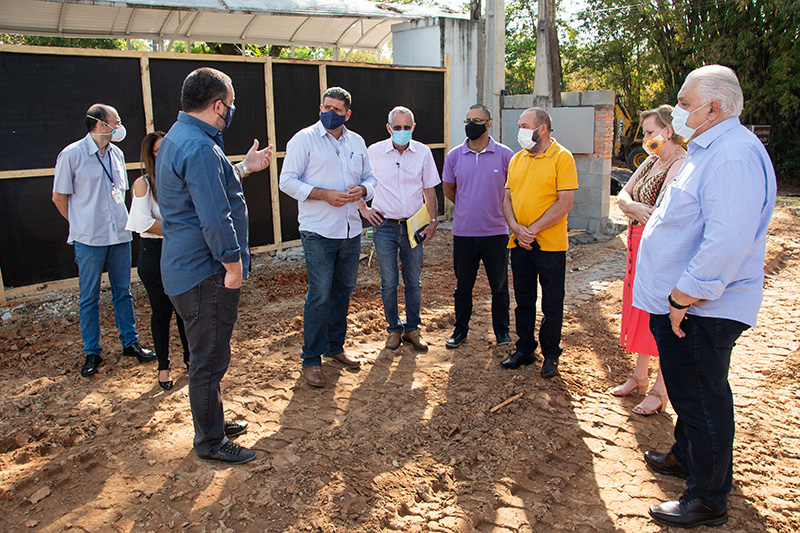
<box><xmin>612</xmin><ymin>105</ymin><xmax>686</xmax><ymax>415</ymax></box>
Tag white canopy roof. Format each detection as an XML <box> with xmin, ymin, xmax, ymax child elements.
<box><xmin>0</xmin><ymin>0</ymin><xmax>466</xmax><ymax>51</ymax></box>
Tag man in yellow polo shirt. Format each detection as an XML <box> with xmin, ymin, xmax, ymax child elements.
<box><xmin>501</xmin><ymin>107</ymin><xmax>578</xmax><ymax>378</ymax></box>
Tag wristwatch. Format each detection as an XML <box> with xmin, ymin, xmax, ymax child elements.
<box><xmin>668</xmin><ymin>293</ymin><xmax>691</xmax><ymax>310</ymax></box>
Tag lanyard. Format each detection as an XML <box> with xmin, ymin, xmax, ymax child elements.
<box><xmin>95</xmin><ymin>151</ymin><xmax>115</xmax><ymax>186</ymax></box>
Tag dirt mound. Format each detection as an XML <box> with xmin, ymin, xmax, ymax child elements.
<box><xmin>1</xmin><ymin>207</ymin><xmax>799</xmax><ymax>531</ymax></box>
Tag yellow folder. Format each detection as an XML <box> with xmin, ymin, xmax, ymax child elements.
<box><xmin>406</xmin><ymin>203</ymin><xmax>431</xmax><ymax>249</ymax></box>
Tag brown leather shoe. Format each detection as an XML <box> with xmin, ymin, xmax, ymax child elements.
<box><xmin>302</xmin><ymin>365</ymin><xmax>325</xmax><ymax>387</ymax></box>
<box><xmin>385</xmin><ymin>332</ymin><xmax>402</xmax><ymax>350</ymax></box>
<box><xmin>330</xmin><ymin>352</ymin><xmax>361</xmax><ymax>368</ymax></box>
<box><xmin>402</xmin><ymin>330</ymin><xmax>428</xmax><ymax>352</ymax></box>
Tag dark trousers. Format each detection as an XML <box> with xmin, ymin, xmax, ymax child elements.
<box><xmin>452</xmin><ymin>235</ymin><xmax>510</xmax><ymax>336</ymax></box>
<box><xmin>137</xmin><ymin>238</ymin><xmax>189</xmax><ymax>371</ymax></box>
<box><xmin>510</xmin><ymin>246</ymin><xmax>566</xmax><ymax>359</ymax></box>
<box><xmin>171</xmin><ymin>274</ymin><xmax>240</xmax><ymax>456</ymax></box>
<box><xmin>650</xmin><ymin>313</ymin><xmax>749</xmax><ymax>511</ymax></box>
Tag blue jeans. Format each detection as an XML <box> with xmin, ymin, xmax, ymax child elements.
<box><xmin>300</xmin><ymin>231</ymin><xmax>360</xmax><ymax>366</ymax></box>
<box><xmin>171</xmin><ymin>273</ymin><xmax>240</xmax><ymax>456</ymax></box>
<box><xmin>510</xmin><ymin>245</ymin><xmax>565</xmax><ymax>358</ymax></box>
<box><xmin>373</xmin><ymin>220</ymin><xmax>423</xmax><ymax>334</ymax></box>
<box><xmin>650</xmin><ymin>313</ymin><xmax>749</xmax><ymax>511</ymax></box>
<box><xmin>74</xmin><ymin>242</ymin><xmax>138</xmax><ymax>355</ymax></box>
<box><xmin>452</xmin><ymin>235</ymin><xmax>510</xmax><ymax>336</ymax></box>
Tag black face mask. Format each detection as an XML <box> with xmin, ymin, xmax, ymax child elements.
<box><xmin>465</xmin><ymin>121</ymin><xmax>487</xmax><ymax>141</ymax></box>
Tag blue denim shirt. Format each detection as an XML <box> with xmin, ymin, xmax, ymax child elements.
<box><xmin>156</xmin><ymin>112</ymin><xmax>249</xmax><ymax>296</ymax></box>
<box><xmin>633</xmin><ymin>117</ymin><xmax>776</xmax><ymax>327</ymax></box>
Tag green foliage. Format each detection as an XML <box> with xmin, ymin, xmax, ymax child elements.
<box><xmin>0</xmin><ymin>34</ymin><xmax>125</xmax><ymax>49</ymax></box>
<box><xmin>572</xmin><ymin>0</ymin><xmax>800</xmax><ymax>184</ymax></box>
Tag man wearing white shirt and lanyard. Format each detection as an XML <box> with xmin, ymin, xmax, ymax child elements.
<box><xmin>359</xmin><ymin>106</ymin><xmax>439</xmax><ymax>352</ymax></box>
<box><xmin>52</xmin><ymin>104</ymin><xmax>156</xmax><ymax>378</ymax></box>
<box><xmin>280</xmin><ymin>87</ymin><xmax>377</xmax><ymax>388</ymax></box>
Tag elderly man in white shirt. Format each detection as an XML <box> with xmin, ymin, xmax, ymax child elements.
<box><xmin>280</xmin><ymin>87</ymin><xmax>377</xmax><ymax>388</ymax></box>
<box><xmin>359</xmin><ymin>106</ymin><xmax>440</xmax><ymax>351</ymax></box>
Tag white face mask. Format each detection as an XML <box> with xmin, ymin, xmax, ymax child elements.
<box><xmin>671</xmin><ymin>103</ymin><xmax>709</xmax><ymax>139</ymax></box>
<box><xmin>110</xmin><ymin>125</ymin><xmax>127</xmax><ymax>142</ymax></box>
<box><xmin>517</xmin><ymin>127</ymin><xmax>537</xmax><ymax>151</ymax></box>
<box><xmin>87</xmin><ymin>115</ymin><xmax>126</xmax><ymax>142</ymax></box>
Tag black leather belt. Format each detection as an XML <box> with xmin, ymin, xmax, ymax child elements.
<box><xmin>384</xmin><ymin>218</ymin><xmax>407</xmax><ymax>225</ymax></box>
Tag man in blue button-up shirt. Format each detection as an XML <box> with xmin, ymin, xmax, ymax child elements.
<box><xmin>157</xmin><ymin>68</ymin><xmax>272</xmax><ymax>464</ymax></box>
<box><xmin>633</xmin><ymin>65</ymin><xmax>776</xmax><ymax>529</ymax></box>
<box><xmin>280</xmin><ymin>87</ymin><xmax>377</xmax><ymax>388</ymax></box>
<box><xmin>53</xmin><ymin>104</ymin><xmax>156</xmax><ymax>378</ymax></box>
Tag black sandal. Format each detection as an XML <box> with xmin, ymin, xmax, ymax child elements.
<box><xmin>158</xmin><ymin>369</ymin><xmax>173</xmax><ymax>391</ymax></box>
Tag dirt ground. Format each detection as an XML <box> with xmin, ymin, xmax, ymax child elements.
<box><xmin>1</xmin><ymin>201</ymin><xmax>799</xmax><ymax>533</ymax></box>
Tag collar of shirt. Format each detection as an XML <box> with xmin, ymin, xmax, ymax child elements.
<box><xmin>314</xmin><ymin>120</ymin><xmax>349</xmax><ymax>141</ymax></box>
<box><xmin>461</xmin><ymin>136</ymin><xmax>497</xmax><ymax>155</ymax></box>
<box><xmin>177</xmin><ymin>111</ymin><xmax>222</xmax><ymax>141</ymax></box>
<box><xmin>81</xmin><ymin>132</ymin><xmax>112</xmax><ymax>157</ymax></box>
<box><xmin>526</xmin><ymin>137</ymin><xmax>559</xmax><ymax>159</ymax></box>
<box><xmin>690</xmin><ymin>117</ymin><xmax>741</xmax><ymax>150</ymax></box>
<box><xmin>383</xmin><ymin>138</ymin><xmax>417</xmax><ymax>154</ymax></box>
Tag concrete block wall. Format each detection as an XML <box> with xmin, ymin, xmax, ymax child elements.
<box><xmin>502</xmin><ymin>90</ymin><xmax>615</xmax><ymax>233</ymax></box>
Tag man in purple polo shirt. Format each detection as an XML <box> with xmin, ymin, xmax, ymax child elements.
<box><xmin>442</xmin><ymin>104</ymin><xmax>515</xmax><ymax>349</ymax></box>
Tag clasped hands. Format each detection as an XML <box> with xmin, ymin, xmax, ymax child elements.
<box><xmin>514</xmin><ymin>223</ymin><xmax>537</xmax><ymax>250</ymax></box>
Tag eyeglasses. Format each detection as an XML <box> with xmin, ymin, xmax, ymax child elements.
<box><xmin>391</xmin><ymin>125</ymin><xmax>413</xmax><ymax>131</ymax></box>
<box><xmin>464</xmin><ymin>118</ymin><xmax>489</xmax><ymax>125</ymax></box>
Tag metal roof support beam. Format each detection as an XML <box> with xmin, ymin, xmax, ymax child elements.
<box><xmin>185</xmin><ymin>12</ymin><xmax>201</xmax><ymax>38</ymax></box>
<box><xmin>158</xmin><ymin>10</ymin><xmax>174</xmax><ymax>37</ymax></box>
<box><xmin>289</xmin><ymin>17</ymin><xmax>311</xmax><ymax>43</ymax></box>
<box><xmin>111</xmin><ymin>7</ymin><xmax>124</xmax><ymax>33</ymax></box>
<box><xmin>57</xmin><ymin>3</ymin><xmax>67</xmax><ymax>33</ymax></box>
<box><xmin>335</xmin><ymin>19</ymin><xmax>360</xmax><ymax>48</ymax></box>
<box><xmin>125</xmin><ymin>8</ymin><xmax>138</xmax><ymax>35</ymax></box>
<box><xmin>343</xmin><ymin>21</ymin><xmax>384</xmax><ymax>60</ymax></box>
<box><xmin>241</xmin><ymin>15</ymin><xmax>258</xmax><ymax>40</ymax></box>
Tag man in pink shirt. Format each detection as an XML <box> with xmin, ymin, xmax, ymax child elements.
<box><xmin>359</xmin><ymin>106</ymin><xmax>440</xmax><ymax>351</ymax></box>
<box><xmin>442</xmin><ymin>104</ymin><xmax>515</xmax><ymax>349</ymax></box>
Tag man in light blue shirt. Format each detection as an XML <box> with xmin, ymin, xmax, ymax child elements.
<box><xmin>52</xmin><ymin>104</ymin><xmax>155</xmax><ymax>378</ymax></box>
<box><xmin>279</xmin><ymin>87</ymin><xmax>376</xmax><ymax>388</ymax></box>
<box><xmin>633</xmin><ymin>65</ymin><xmax>776</xmax><ymax>529</ymax></box>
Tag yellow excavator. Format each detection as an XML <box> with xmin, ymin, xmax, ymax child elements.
<box><xmin>614</xmin><ymin>96</ymin><xmax>646</xmax><ymax>171</ymax></box>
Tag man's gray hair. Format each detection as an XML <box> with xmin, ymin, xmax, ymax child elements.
<box><xmin>388</xmin><ymin>106</ymin><xmax>415</xmax><ymax>125</ymax></box>
<box><xmin>685</xmin><ymin>65</ymin><xmax>744</xmax><ymax>117</ymax></box>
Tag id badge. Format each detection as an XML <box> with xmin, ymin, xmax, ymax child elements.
<box><xmin>111</xmin><ymin>188</ymin><xmax>124</xmax><ymax>204</ymax></box>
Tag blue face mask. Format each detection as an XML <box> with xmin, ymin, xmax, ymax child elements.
<box><xmin>218</xmin><ymin>100</ymin><xmax>236</xmax><ymax>130</ymax></box>
<box><xmin>391</xmin><ymin>128</ymin><xmax>413</xmax><ymax>146</ymax></box>
<box><xmin>320</xmin><ymin>109</ymin><xmax>348</xmax><ymax>130</ymax></box>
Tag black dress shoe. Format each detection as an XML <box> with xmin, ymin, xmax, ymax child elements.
<box><xmin>122</xmin><ymin>342</ymin><xmax>157</xmax><ymax>363</ymax></box>
<box><xmin>224</xmin><ymin>420</ymin><xmax>249</xmax><ymax>437</ymax></box>
<box><xmin>496</xmin><ymin>332</ymin><xmax>512</xmax><ymax>346</ymax></box>
<box><xmin>541</xmin><ymin>358</ymin><xmax>559</xmax><ymax>379</ymax></box>
<box><xmin>500</xmin><ymin>351</ymin><xmax>535</xmax><ymax>369</ymax></box>
<box><xmin>644</xmin><ymin>450</ymin><xmax>690</xmax><ymax>479</ymax></box>
<box><xmin>446</xmin><ymin>330</ymin><xmax>467</xmax><ymax>349</ymax></box>
<box><xmin>80</xmin><ymin>354</ymin><xmax>103</xmax><ymax>377</ymax></box>
<box><xmin>197</xmin><ymin>440</ymin><xmax>255</xmax><ymax>464</ymax></box>
<box><xmin>649</xmin><ymin>498</ymin><xmax>727</xmax><ymax>528</ymax></box>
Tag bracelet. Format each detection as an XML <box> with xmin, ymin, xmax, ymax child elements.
<box><xmin>668</xmin><ymin>293</ymin><xmax>691</xmax><ymax>310</ymax></box>
<box><xmin>238</xmin><ymin>160</ymin><xmax>249</xmax><ymax>177</ymax></box>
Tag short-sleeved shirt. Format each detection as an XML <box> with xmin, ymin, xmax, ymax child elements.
<box><xmin>505</xmin><ymin>138</ymin><xmax>578</xmax><ymax>251</ymax></box>
<box><xmin>442</xmin><ymin>137</ymin><xmax>514</xmax><ymax>236</ymax></box>
<box><xmin>52</xmin><ymin>133</ymin><xmax>132</xmax><ymax>246</ymax></box>
<box><xmin>125</xmin><ymin>178</ymin><xmax>162</xmax><ymax>239</ymax></box>
<box><xmin>367</xmin><ymin>138</ymin><xmax>440</xmax><ymax>219</ymax></box>
<box><xmin>156</xmin><ymin>112</ymin><xmax>249</xmax><ymax>296</ymax></box>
